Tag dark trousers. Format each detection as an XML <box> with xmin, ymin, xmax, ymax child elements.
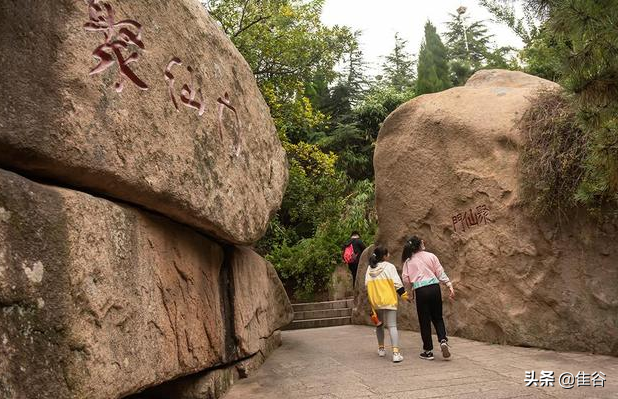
<box><xmin>348</xmin><ymin>262</ymin><xmax>358</xmax><ymax>287</ymax></box>
<box><xmin>415</xmin><ymin>284</ymin><xmax>447</xmax><ymax>351</ymax></box>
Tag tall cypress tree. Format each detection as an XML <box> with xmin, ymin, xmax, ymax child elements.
<box><xmin>416</xmin><ymin>21</ymin><xmax>451</xmax><ymax>95</ymax></box>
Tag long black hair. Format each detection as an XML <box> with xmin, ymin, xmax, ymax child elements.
<box><xmin>369</xmin><ymin>245</ymin><xmax>389</xmax><ymax>267</ymax></box>
<box><xmin>401</xmin><ymin>236</ymin><xmax>422</xmax><ymax>263</ymax></box>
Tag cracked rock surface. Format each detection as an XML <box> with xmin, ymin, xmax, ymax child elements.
<box><xmin>0</xmin><ymin>169</ymin><xmax>292</xmax><ymax>399</ymax></box>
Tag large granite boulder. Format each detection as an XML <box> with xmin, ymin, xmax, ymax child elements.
<box><xmin>0</xmin><ymin>0</ymin><xmax>287</xmax><ymax>245</ymax></box>
<box><xmin>0</xmin><ymin>169</ymin><xmax>292</xmax><ymax>399</ymax></box>
<box><xmin>231</xmin><ymin>247</ymin><xmax>293</xmax><ymax>358</ymax></box>
<box><xmin>356</xmin><ymin>69</ymin><xmax>618</xmax><ymax>356</ymax></box>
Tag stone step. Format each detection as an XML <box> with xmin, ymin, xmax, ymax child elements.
<box><xmin>283</xmin><ymin>316</ymin><xmax>351</xmax><ymax>330</ymax></box>
<box><xmin>291</xmin><ymin>298</ymin><xmax>354</xmax><ymax>312</ymax></box>
<box><xmin>293</xmin><ymin>307</ymin><xmax>352</xmax><ymax>321</ymax></box>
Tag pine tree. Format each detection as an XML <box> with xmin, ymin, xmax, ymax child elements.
<box><xmin>416</xmin><ymin>21</ymin><xmax>451</xmax><ymax>95</ymax></box>
<box><xmin>382</xmin><ymin>33</ymin><xmax>415</xmax><ymax>91</ymax></box>
<box><xmin>538</xmin><ymin>0</ymin><xmax>618</xmax><ymax>199</ymax></box>
<box><xmin>343</xmin><ymin>31</ymin><xmax>368</xmax><ymax>104</ymax></box>
<box><xmin>444</xmin><ymin>9</ymin><xmax>499</xmax><ymax>85</ymax></box>
<box><xmin>318</xmin><ymin>32</ymin><xmax>367</xmax><ymax>123</ymax></box>
<box><xmin>444</xmin><ymin>10</ymin><xmax>493</xmax><ymax>67</ymax></box>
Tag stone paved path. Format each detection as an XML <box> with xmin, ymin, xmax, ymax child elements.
<box><xmin>224</xmin><ymin>325</ymin><xmax>618</xmax><ymax>399</ymax></box>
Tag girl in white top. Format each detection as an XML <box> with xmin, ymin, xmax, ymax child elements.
<box><xmin>365</xmin><ymin>245</ymin><xmax>408</xmax><ymax>362</ymax></box>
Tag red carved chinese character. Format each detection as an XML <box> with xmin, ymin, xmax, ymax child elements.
<box><xmin>475</xmin><ymin>204</ymin><xmax>491</xmax><ymax>224</ymax></box>
<box><xmin>452</xmin><ymin>213</ymin><xmax>464</xmax><ymax>232</ymax></box>
<box><xmin>217</xmin><ymin>92</ymin><xmax>242</xmax><ymax>156</ymax></box>
<box><xmin>164</xmin><ymin>58</ymin><xmax>206</xmax><ymax>116</ymax></box>
<box><xmin>84</xmin><ymin>0</ymin><xmax>148</xmax><ymax>92</ymax></box>
<box><xmin>464</xmin><ymin>208</ymin><xmax>479</xmax><ymax>227</ymax></box>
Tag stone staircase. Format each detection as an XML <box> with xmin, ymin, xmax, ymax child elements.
<box><xmin>283</xmin><ymin>298</ymin><xmax>353</xmax><ymax>330</ymax></box>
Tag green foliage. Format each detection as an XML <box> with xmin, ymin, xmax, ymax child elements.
<box><xmin>340</xmin><ymin>31</ymin><xmax>369</xmax><ymax>106</ymax></box>
<box><xmin>279</xmin><ymin>141</ymin><xmax>346</xmax><ymax>237</ymax></box>
<box><xmin>444</xmin><ymin>8</ymin><xmax>517</xmax><ymax>85</ymax></box>
<box><xmin>549</xmin><ymin>0</ymin><xmax>618</xmax><ymax>206</ymax></box>
<box><xmin>314</xmin><ymin>123</ymin><xmax>373</xmax><ymax>180</ymax></box>
<box><xmin>205</xmin><ymin>0</ymin><xmax>354</xmax><ymax>142</ymax></box>
<box><xmin>479</xmin><ymin>0</ymin><xmax>563</xmax><ymax>81</ymax></box>
<box><xmin>382</xmin><ymin>33</ymin><xmax>416</xmax><ymax>91</ymax></box>
<box><xmin>478</xmin><ymin>0</ymin><xmax>540</xmax><ymax>44</ymax></box>
<box><xmin>518</xmin><ymin>28</ymin><xmax>565</xmax><ymax>81</ymax></box>
<box><xmin>354</xmin><ymin>85</ymin><xmax>415</xmax><ymax>136</ymax></box>
<box><xmin>444</xmin><ymin>12</ymin><xmax>493</xmax><ymax>67</ymax></box>
<box><xmin>520</xmin><ymin>90</ymin><xmax>587</xmax><ymax>217</ymax></box>
<box><xmin>267</xmin><ymin>180</ymin><xmax>376</xmax><ymax>300</ymax></box>
<box><xmin>312</xmin><ymin>84</ymin><xmax>416</xmax><ymax>182</ymax></box>
<box><xmin>448</xmin><ymin>59</ymin><xmax>474</xmax><ymax>87</ymax></box>
<box><xmin>416</xmin><ymin>21</ymin><xmax>451</xmax><ymax>95</ymax></box>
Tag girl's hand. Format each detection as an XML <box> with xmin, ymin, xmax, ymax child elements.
<box><xmin>407</xmin><ymin>291</ymin><xmax>414</xmax><ymax>302</ymax></box>
<box><xmin>448</xmin><ymin>286</ymin><xmax>455</xmax><ymax>300</ymax></box>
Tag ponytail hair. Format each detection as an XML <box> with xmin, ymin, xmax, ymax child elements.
<box><xmin>401</xmin><ymin>235</ymin><xmax>422</xmax><ymax>263</ymax></box>
<box><xmin>369</xmin><ymin>245</ymin><xmax>389</xmax><ymax>267</ymax></box>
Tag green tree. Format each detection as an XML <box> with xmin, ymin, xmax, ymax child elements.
<box><xmin>207</xmin><ymin>0</ymin><xmax>384</xmax><ymax>299</ymax></box>
<box><xmin>416</xmin><ymin>21</ymin><xmax>451</xmax><ymax>95</ymax></box>
<box><xmin>540</xmin><ymin>0</ymin><xmax>618</xmax><ymax>204</ymax></box>
<box><xmin>341</xmin><ymin>31</ymin><xmax>368</xmax><ymax>105</ymax></box>
<box><xmin>354</xmin><ymin>85</ymin><xmax>415</xmax><ymax>137</ymax></box>
<box><xmin>205</xmin><ymin>0</ymin><xmax>354</xmax><ymax>142</ymax></box>
<box><xmin>479</xmin><ymin>0</ymin><xmax>562</xmax><ymax>81</ymax></box>
<box><xmin>267</xmin><ymin>179</ymin><xmax>376</xmax><ymax>299</ymax></box>
<box><xmin>382</xmin><ymin>33</ymin><xmax>416</xmax><ymax>91</ymax></box>
<box><xmin>444</xmin><ymin>8</ymin><xmax>515</xmax><ymax>85</ymax></box>
<box><xmin>278</xmin><ymin>141</ymin><xmax>346</xmax><ymax>239</ymax></box>
<box><xmin>444</xmin><ymin>10</ymin><xmax>492</xmax><ymax>67</ymax></box>
<box><xmin>316</xmin><ymin>32</ymin><xmax>368</xmax><ymax>124</ymax></box>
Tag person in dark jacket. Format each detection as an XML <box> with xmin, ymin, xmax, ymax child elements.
<box><xmin>342</xmin><ymin>231</ymin><xmax>366</xmax><ymax>287</ymax></box>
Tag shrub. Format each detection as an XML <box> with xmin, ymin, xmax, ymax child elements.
<box><xmin>519</xmin><ymin>89</ymin><xmax>587</xmax><ymax>217</ymax></box>
<box><xmin>266</xmin><ymin>180</ymin><xmax>376</xmax><ymax>301</ymax></box>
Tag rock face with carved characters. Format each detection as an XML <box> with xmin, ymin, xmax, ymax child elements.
<box><xmin>0</xmin><ymin>169</ymin><xmax>292</xmax><ymax>399</ymax></box>
<box><xmin>0</xmin><ymin>0</ymin><xmax>287</xmax><ymax>245</ymax></box>
<box><xmin>353</xmin><ymin>69</ymin><xmax>618</xmax><ymax>356</ymax></box>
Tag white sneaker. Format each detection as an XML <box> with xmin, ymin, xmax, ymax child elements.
<box><xmin>378</xmin><ymin>348</ymin><xmax>386</xmax><ymax>357</ymax></box>
<box><xmin>440</xmin><ymin>340</ymin><xmax>451</xmax><ymax>359</ymax></box>
<box><xmin>392</xmin><ymin>352</ymin><xmax>404</xmax><ymax>363</ymax></box>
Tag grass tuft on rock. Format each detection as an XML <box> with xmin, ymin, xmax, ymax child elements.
<box><xmin>519</xmin><ymin>89</ymin><xmax>588</xmax><ymax>218</ymax></box>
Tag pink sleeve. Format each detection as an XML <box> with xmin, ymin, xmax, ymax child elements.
<box><xmin>431</xmin><ymin>254</ymin><xmax>444</xmax><ymax>276</ymax></box>
<box><xmin>431</xmin><ymin>254</ymin><xmax>451</xmax><ymax>285</ymax></box>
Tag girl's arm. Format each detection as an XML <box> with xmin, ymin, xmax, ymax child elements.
<box><xmin>432</xmin><ymin>254</ymin><xmax>455</xmax><ymax>299</ymax></box>
<box><xmin>401</xmin><ymin>259</ymin><xmax>413</xmax><ymax>300</ymax></box>
<box><xmin>389</xmin><ymin>263</ymin><xmax>408</xmax><ymax>299</ymax></box>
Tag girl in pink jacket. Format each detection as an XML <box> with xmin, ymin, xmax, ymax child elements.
<box><xmin>401</xmin><ymin>236</ymin><xmax>455</xmax><ymax>360</ymax></box>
